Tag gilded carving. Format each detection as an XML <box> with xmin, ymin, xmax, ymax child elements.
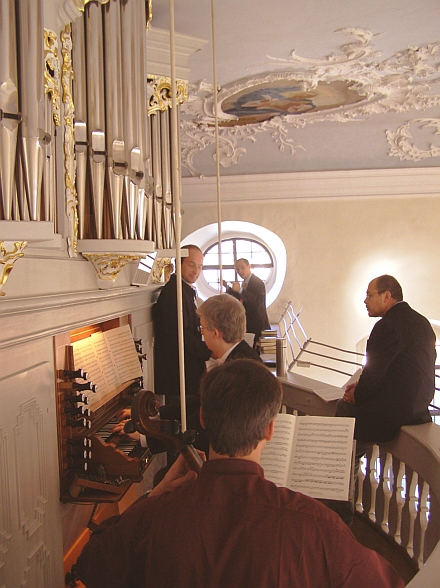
<box><xmin>82</xmin><ymin>253</ymin><xmax>142</xmax><ymax>288</ymax></box>
<box><xmin>151</xmin><ymin>256</ymin><xmax>172</xmax><ymax>283</ymax></box>
<box><xmin>148</xmin><ymin>75</ymin><xmax>188</xmax><ymax>114</ymax></box>
<box><xmin>44</xmin><ymin>29</ymin><xmax>61</xmax><ymax>127</ymax></box>
<box><xmin>0</xmin><ymin>241</ymin><xmax>27</xmax><ymax>296</ymax></box>
<box><xmin>75</xmin><ymin>0</ymin><xmax>109</xmax><ymax>10</ymax></box>
<box><xmin>61</xmin><ymin>25</ymin><xmax>79</xmax><ymax>257</ymax></box>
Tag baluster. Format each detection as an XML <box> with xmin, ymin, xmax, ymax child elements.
<box><xmin>368</xmin><ymin>444</ymin><xmax>380</xmax><ymax>522</ymax></box>
<box><xmin>355</xmin><ymin>454</ymin><xmax>366</xmax><ymax>513</ymax></box>
<box><xmin>406</xmin><ymin>471</ymin><xmax>418</xmax><ymax>558</ymax></box>
<box><xmin>418</xmin><ymin>481</ymin><xmax>430</xmax><ymax>567</ymax></box>
<box><xmin>394</xmin><ymin>461</ymin><xmax>406</xmax><ymax>545</ymax></box>
<box><xmin>381</xmin><ymin>451</ymin><xmax>393</xmax><ymax>533</ymax></box>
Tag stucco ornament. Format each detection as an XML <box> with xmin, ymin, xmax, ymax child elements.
<box><xmin>180</xmin><ymin>28</ymin><xmax>440</xmax><ymax>177</ymax></box>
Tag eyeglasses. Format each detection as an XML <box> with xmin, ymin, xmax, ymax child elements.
<box><xmin>198</xmin><ymin>325</ymin><xmax>207</xmax><ymax>332</ymax></box>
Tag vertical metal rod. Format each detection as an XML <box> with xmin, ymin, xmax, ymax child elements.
<box><xmin>168</xmin><ymin>0</ymin><xmax>186</xmax><ymax>431</ymax></box>
<box><xmin>210</xmin><ymin>0</ymin><xmax>223</xmax><ymax>291</ymax></box>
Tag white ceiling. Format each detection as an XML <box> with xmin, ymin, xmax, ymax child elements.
<box><xmin>151</xmin><ymin>0</ymin><xmax>440</xmax><ymax>179</ymax></box>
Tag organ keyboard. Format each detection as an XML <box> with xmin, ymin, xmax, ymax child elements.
<box><xmin>56</xmin><ymin>335</ymin><xmax>154</xmax><ymax>504</ymax></box>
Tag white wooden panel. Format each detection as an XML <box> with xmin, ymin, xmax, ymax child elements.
<box><xmin>0</xmin><ymin>339</ymin><xmax>64</xmax><ymax>588</ymax></box>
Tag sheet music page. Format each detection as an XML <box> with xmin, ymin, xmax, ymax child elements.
<box><xmin>311</xmin><ymin>387</ymin><xmax>344</xmax><ymax>402</ymax></box>
<box><xmin>103</xmin><ymin>325</ymin><xmax>142</xmax><ymax>385</ymax></box>
<box><xmin>287</xmin><ymin>416</ymin><xmax>355</xmax><ymax>501</ymax></box>
<box><xmin>342</xmin><ymin>368</ymin><xmax>363</xmax><ymax>388</ymax></box>
<box><xmin>260</xmin><ymin>413</ymin><xmax>297</xmax><ymax>487</ymax></box>
<box><xmin>72</xmin><ymin>338</ymin><xmax>110</xmax><ymax>406</ymax></box>
<box><xmin>90</xmin><ymin>331</ymin><xmax>120</xmax><ymax>393</ymax></box>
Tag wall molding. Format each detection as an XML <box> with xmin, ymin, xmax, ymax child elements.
<box><xmin>182</xmin><ymin>167</ymin><xmax>440</xmax><ymax>204</ymax></box>
<box><xmin>0</xmin><ymin>286</ymin><xmax>159</xmax><ymax>351</ymax></box>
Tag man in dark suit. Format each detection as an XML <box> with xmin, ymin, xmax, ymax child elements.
<box><xmin>198</xmin><ymin>293</ymin><xmax>262</xmax><ymax>370</ymax></box>
<box><xmin>137</xmin><ymin>294</ymin><xmax>262</xmax><ymax>459</ymax></box>
<box><xmin>336</xmin><ymin>275</ymin><xmax>436</xmax><ymax>446</ymax></box>
<box><xmin>153</xmin><ymin>245</ymin><xmax>211</xmax><ymax>399</ymax></box>
<box><xmin>223</xmin><ymin>258</ymin><xmax>270</xmax><ymax>347</ymax></box>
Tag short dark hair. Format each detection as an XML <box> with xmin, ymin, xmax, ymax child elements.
<box><xmin>200</xmin><ymin>359</ymin><xmax>282</xmax><ymax>457</ymax></box>
<box><xmin>235</xmin><ymin>258</ymin><xmax>249</xmax><ymax>266</ymax></box>
<box><xmin>375</xmin><ymin>275</ymin><xmax>403</xmax><ymax>301</ymax></box>
<box><xmin>197</xmin><ymin>294</ymin><xmax>246</xmax><ymax>343</ymax></box>
<box><xmin>180</xmin><ymin>244</ymin><xmax>203</xmax><ymax>264</ymax></box>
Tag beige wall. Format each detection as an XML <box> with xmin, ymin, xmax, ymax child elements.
<box><xmin>182</xmin><ymin>171</ymin><xmax>440</xmax><ymax>359</ymax></box>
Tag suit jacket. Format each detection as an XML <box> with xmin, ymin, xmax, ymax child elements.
<box><xmin>227</xmin><ymin>273</ymin><xmax>270</xmax><ymax>337</ymax></box>
<box><xmin>151</xmin><ymin>340</ymin><xmax>263</xmax><ymax>455</ymax></box>
<box><xmin>353</xmin><ymin>301</ymin><xmax>435</xmax><ymax>442</ymax></box>
<box><xmin>153</xmin><ymin>274</ymin><xmax>211</xmax><ymax>398</ymax></box>
<box><xmin>227</xmin><ymin>339</ymin><xmax>263</xmax><ymax>362</ymax></box>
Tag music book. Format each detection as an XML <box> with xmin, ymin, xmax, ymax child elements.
<box><xmin>260</xmin><ymin>413</ymin><xmax>355</xmax><ymax>501</ymax></box>
<box><xmin>72</xmin><ymin>324</ymin><xmax>142</xmax><ymax>407</ymax></box>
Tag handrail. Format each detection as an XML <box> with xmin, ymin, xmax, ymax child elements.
<box><xmin>279</xmin><ymin>372</ymin><xmax>440</xmax><ymax>587</ymax></box>
<box><xmin>382</xmin><ymin>424</ymin><xmax>440</xmax><ymax>587</ymax></box>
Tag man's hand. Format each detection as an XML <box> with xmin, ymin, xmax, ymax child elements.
<box><xmin>343</xmin><ymin>382</ymin><xmax>358</xmax><ymax>404</ymax></box>
<box><xmin>231</xmin><ymin>280</ymin><xmax>240</xmax><ymax>292</ymax></box>
<box><xmin>149</xmin><ymin>451</ymin><xmax>206</xmax><ymax>498</ymax></box>
<box><xmin>111</xmin><ymin>408</ymin><xmax>140</xmax><ymax>441</ymax></box>
<box><xmin>222</xmin><ymin>279</ymin><xmax>228</xmax><ymax>289</ymax></box>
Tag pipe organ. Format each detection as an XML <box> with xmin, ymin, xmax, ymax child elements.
<box><xmin>69</xmin><ymin>0</ymin><xmax>184</xmax><ymax>246</ymax></box>
<box><xmin>0</xmin><ymin>0</ymin><xmax>186</xmax><ymax>252</ymax></box>
<box><xmin>0</xmin><ymin>1</ymin><xmax>203</xmax><ymax>585</ymax></box>
<box><xmin>0</xmin><ymin>0</ymin><xmax>54</xmax><ymax>223</ymax></box>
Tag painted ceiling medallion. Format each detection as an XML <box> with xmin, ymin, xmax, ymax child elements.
<box><xmin>180</xmin><ymin>28</ymin><xmax>440</xmax><ymax>176</ymax></box>
<box><xmin>219</xmin><ymin>80</ymin><xmax>364</xmax><ymax>127</ymax></box>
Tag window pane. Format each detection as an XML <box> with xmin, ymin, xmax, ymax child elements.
<box><xmin>204</xmin><ymin>251</ymin><xmax>220</xmax><ymax>266</ymax></box>
<box><xmin>220</xmin><ymin>252</ymin><xmax>235</xmax><ymax>267</ymax></box>
<box><xmin>222</xmin><ymin>269</ymin><xmax>237</xmax><ymax>283</ymax></box>
<box><xmin>203</xmin><ymin>237</ymin><xmax>274</xmax><ymax>293</ymax></box>
<box><xmin>251</xmin><ymin>251</ymin><xmax>272</xmax><ymax>265</ymax></box>
<box><xmin>204</xmin><ymin>269</ymin><xmax>220</xmax><ymax>284</ymax></box>
<box><xmin>220</xmin><ymin>240</ymin><xmax>234</xmax><ymax>253</ymax></box>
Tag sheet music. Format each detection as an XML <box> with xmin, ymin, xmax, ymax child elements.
<box><xmin>104</xmin><ymin>325</ymin><xmax>142</xmax><ymax>384</ymax></box>
<box><xmin>260</xmin><ymin>414</ymin><xmax>295</xmax><ymax>486</ymax></box>
<box><xmin>90</xmin><ymin>332</ymin><xmax>120</xmax><ymax>392</ymax></box>
<box><xmin>72</xmin><ymin>338</ymin><xmax>110</xmax><ymax>406</ymax></box>
<box><xmin>288</xmin><ymin>416</ymin><xmax>355</xmax><ymax>500</ymax></box>
<box><xmin>71</xmin><ymin>325</ymin><xmax>141</xmax><ymax>405</ymax></box>
<box><xmin>310</xmin><ymin>368</ymin><xmax>363</xmax><ymax>402</ymax></box>
<box><xmin>261</xmin><ymin>414</ymin><xmax>355</xmax><ymax>500</ymax></box>
<box><xmin>311</xmin><ymin>387</ymin><xmax>344</xmax><ymax>402</ymax></box>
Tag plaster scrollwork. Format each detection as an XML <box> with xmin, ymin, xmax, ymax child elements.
<box><xmin>180</xmin><ymin>28</ymin><xmax>440</xmax><ymax>176</ymax></box>
<box><xmin>386</xmin><ymin>118</ymin><xmax>440</xmax><ymax>161</ymax></box>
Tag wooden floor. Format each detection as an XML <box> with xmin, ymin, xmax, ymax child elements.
<box><xmin>351</xmin><ymin>513</ymin><xmax>419</xmax><ymax>585</ymax></box>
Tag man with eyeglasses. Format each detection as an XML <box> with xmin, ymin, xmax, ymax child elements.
<box><xmin>336</xmin><ymin>274</ymin><xmax>435</xmax><ymax>453</ymax></box>
<box><xmin>153</xmin><ymin>244</ymin><xmax>211</xmax><ymax>399</ymax></box>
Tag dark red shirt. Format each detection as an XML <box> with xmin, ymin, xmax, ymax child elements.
<box><xmin>76</xmin><ymin>459</ymin><xmax>404</xmax><ymax>588</ymax></box>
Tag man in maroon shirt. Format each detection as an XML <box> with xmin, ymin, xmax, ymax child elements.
<box><xmin>75</xmin><ymin>360</ymin><xmax>404</xmax><ymax>588</ymax></box>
